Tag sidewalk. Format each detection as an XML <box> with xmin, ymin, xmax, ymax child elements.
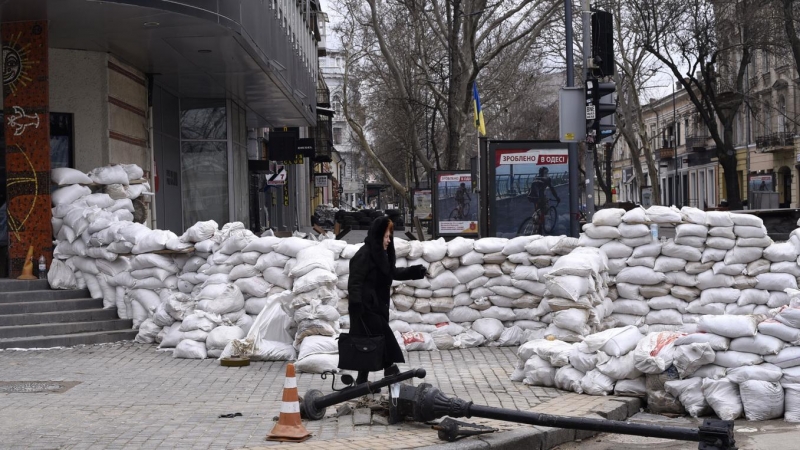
<box><xmin>0</xmin><ymin>342</ymin><xmax>638</xmax><ymax>450</ymax></box>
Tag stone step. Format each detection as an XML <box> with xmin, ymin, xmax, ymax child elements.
<box><xmin>0</xmin><ymin>308</ymin><xmax>120</xmax><ymax>327</ymax></box>
<box><xmin>0</xmin><ymin>329</ymin><xmax>139</xmax><ymax>349</ymax></box>
<box><xmin>0</xmin><ymin>289</ymin><xmax>92</xmax><ymax>303</ymax></box>
<box><xmin>0</xmin><ymin>319</ymin><xmax>133</xmax><ymax>339</ymax></box>
<box><xmin>0</xmin><ymin>298</ymin><xmax>104</xmax><ymax>315</ymax></box>
<box><xmin>0</xmin><ymin>279</ymin><xmax>50</xmax><ymax>292</ymax></box>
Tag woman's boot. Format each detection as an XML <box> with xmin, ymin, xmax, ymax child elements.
<box><xmin>356</xmin><ymin>370</ymin><xmax>369</xmax><ymax>385</ymax></box>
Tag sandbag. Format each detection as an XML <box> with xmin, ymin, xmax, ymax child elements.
<box><xmin>633</xmin><ymin>331</ymin><xmax>684</xmax><ymax>374</ymax></box>
<box><xmin>702</xmin><ymin>378</ymin><xmax>742</xmax><ymax>420</ymax></box>
<box><xmin>580</xmin><ymin>369</ymin><xmax>615</xmax><ymax>396</ymax></box>
<box><xmin>697</xmin><ymin>315</ymin><xmax>757</xmax><ymax>338</ymax></box>
<box><xmin>554</xmin><ymin>366</ymin><xmax>585</xmax><ymax>393</ymax></box>
<box><xmin>739</xmin><ymin>380</ymin><xmax>784</xmax><ymax>421</ymax></box>
<box><xmin>672</xmin><ymin>342</ymin><xmax>715</xmax><ymax>378</ymax></box>
<box><xmin>727</xmin><ymin>363</ymin><xmax>783</xmax><ymax>383</ymax></box>
<box><xmin>664</xmin><ymin>378</ymin><xmax>710</xmax><ymax>418</ymax></box>
<box><xmin>764</xmin><ymin>347</ymin><xmax>800</xmax><ymax>368</ymax></box>
<box><xmin>472</xmin><ymin>318</ymin><xmax>505</xmax><ymax>341</ymax></box>
<box><xmin>713</xmin><ymin>350</ymin><xmax>763</xmax><ymax>368</ymax></box>
<box><xmin>729</xmin><ymin>334</ymin><xmax>784</xmax><ymax>355</ymax></box>
<box><xmin>173</xmin><ymin>339</ymin><xmax>208</xmax><ymax>359</ymax></box>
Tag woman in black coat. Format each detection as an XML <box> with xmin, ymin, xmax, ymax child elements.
<box><xmin>345</xmin><ymin>215</ymin><xmax>426</xmax><ymax>384</ymax></box>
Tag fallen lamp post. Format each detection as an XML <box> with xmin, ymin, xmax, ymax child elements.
<box><xmin>300</xmin><ymin>374</ymin><xmax>736</xmax><ymax>450</ymax></box>
<box><xmin>299</xmin><ymin>368</ymin><xmax>427</xmax><ymax>421</ymax></box>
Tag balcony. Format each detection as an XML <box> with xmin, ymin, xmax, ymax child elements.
<box><xmin>686</xmin><ymin>135</ymin><xmax>710</xmax><ymax>152</ymax></box>
<box><xmin>317</xmin><ymin>74</ymin><xmax>331</xmax><ymax>107</ymax></box>
<box><xmin>756</xmin><ymin>132</ymin><xmax>795</xmax><ymax>153</ymax></box>
<box><xmin>656</xmin><ymin>147</ymin><xmax>675</xmax><ymax>160</ymax></box>
<box><xmin>313</xmin><ymin>110</ymin><xmax>333</xmax><ymax>163</ymax></box>
<box><xmin>316</xmin><ymin>85</ymin><xmax>330</xmax><ymax>107</ymax></box>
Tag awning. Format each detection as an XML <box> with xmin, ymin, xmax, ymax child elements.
<box><xmin>0</xmin><ymin>0</ymin><xmax>318</xmax><ymax>128</ymax></box>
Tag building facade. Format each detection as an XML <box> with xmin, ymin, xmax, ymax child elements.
<box><xmin>0</xmin><ymin>0</ymin><xmax>325</xmax><ymax>277</ymax></box>
<box><xmin>319</xmin><ymin>47</ymin><xmax>365</xmax><ymax>209</ymax></box>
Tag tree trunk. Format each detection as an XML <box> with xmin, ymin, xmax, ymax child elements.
<box><xmin>593</xmin><ymin>144</ymin><xmax>612</xmax><ymax>204</ymax></box>
<box><xmin>446</xmin><ymin>0</ymin><xmax>464</xmax><ymax>170</ymax></box>
<box><xmin>782</xmin><ymin>0</ymin><xmax>800</xmax><ymax>76</ymax></box>
<box><xmin>719</xmin><ymin>123</ymin><xmax>743</xmax><ymax>210</ymax></box>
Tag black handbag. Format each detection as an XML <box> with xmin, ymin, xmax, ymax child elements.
<box><xmin>337</xmin><ymin>317</ymin><xmax>385</xmax><ymax>372</ymax></box>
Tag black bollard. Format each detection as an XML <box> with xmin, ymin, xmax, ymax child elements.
<box><xmin>301</xmin><ymin>368</ymin><xmax>427</xmax><ymax>420</ymax></box>
<box><xmin>415</xmin><ymin>385</ymin><xmax>736</xmax><ymax>450</ymax></box>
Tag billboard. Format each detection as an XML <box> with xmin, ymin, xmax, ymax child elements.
<box><xmin>488</xmin><ymin>142</ymin><xmax>571</xmax><ymax>238</ymax></box>
<box><xmin>749</xmin><ymin>174</ymin><xmax>774</xmax><ymax>193</ymax></box>
<box><xmin>413</xmin><ymin>189</ymin><xmax>432</xmax><ymax>219</ymax></box>
<box><xmin>434</xmin><ymin>171</ymin><xmax>479</xmax><ymax>236</ymax></box>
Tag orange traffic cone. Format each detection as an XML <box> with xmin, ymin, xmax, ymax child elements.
<box><xmin>266</xmin><ymin>363</ymin><xmax>312</xmax><ymax>442</ymax></box>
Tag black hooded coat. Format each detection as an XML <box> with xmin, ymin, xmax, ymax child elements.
<box><xmin>346</xmin><ymin>216</ymin><xmax>425</xmax><ymax>368</ymax></box>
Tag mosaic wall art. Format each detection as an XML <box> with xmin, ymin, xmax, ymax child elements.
<box><xmin>3</xmin><ymin>21</ymin><xmax>51</xmax><ymax>277</ymax></box>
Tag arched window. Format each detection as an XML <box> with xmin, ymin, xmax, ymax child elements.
<box><xmin>332</xmin><ymin>95</ymin><xmax>342</xmax><ymax>115</ymax></box>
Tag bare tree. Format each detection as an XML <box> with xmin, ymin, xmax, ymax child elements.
<box><xmin>632</xmin><ymin>0</ymin><xmax>778</xmax><ymax>210</ymax></box>
<box><xmin>611</xmin><ymin>0</ymin><xmax>663</xmax><ymax>205</ymax></box>
<box><xmin>337</xmin><ymin>0</ymin><xmax>561</xmax><ymax>171</ymax></box>
<box><xmin>779</xmin><ymin>0</ymin><xmax>800</xmax><ymax>74</ymax></box>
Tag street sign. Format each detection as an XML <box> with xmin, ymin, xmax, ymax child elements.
<box><xmin>315</xmin><ymin>175</ymin><xmax>328</xmax><ymax>187</ymax></box>
<box><xmin>586</xmin><ymin>105</ymin><xmax>596</xmax><ymax>120</ymax></box>
<box><xmin>266</xmin><ymin>164</ymin><xmax>287</xmax><ymax>185</ymax></box>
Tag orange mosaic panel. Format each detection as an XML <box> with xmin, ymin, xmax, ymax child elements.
<box><xmin>3</xmin><ymin>21</ymin><xmax>51</xmax><ymax>277</ymax></box>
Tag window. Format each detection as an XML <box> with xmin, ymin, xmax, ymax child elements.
<box><xmin>762</xmin><ymin>50</ymin><xmax>770</xmax><ymax>73</ymax></box>
<box><xmin>49</xmin><ymin>113</ymin><xmax>74</xmax><ymax>169</ymax></box>
<box><xmin>778</xmin><ymin>95</ymin><xmax>787</xmax><ymax>133</ymax></box>
<box><xmin>180</xmin><ymin>99</ymin><xmax>229</xmax><ymax>228</ymax></box>
<box><xmin>333</xmin><ymin>127</ymin><xmax>342</xmax><ymax>145</ymax></box>
<box><xmin>764</xmin><ymin>102</ymin><xmax>772</xmax><ymax>134</ymax></box>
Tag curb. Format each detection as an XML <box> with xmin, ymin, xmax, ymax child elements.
<box><xmin>419</xmin><ymin>397</ymin><xmax>642</xmax><ymax>450</ymax></box>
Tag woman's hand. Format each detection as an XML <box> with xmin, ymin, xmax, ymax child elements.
<box><xmin>409</xmin><ymin>264</ymin><xmax>428</xmax><ymax>280</ymax></box>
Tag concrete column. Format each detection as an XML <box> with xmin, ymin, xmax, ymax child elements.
<box><xmin>3</xmin><ymin>21</ymin><xmax>52</xmax><ymax>277</ymax></box>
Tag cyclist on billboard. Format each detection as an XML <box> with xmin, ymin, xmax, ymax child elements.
<box><xmin>454</xmin><ymin>182</ymin><xmax>471</xmax><ymax>220</ymax></box>
<box><xmin>527</xmin><ymin>167</ymin><xmax>560</xmax><ymax>220</ymax></box>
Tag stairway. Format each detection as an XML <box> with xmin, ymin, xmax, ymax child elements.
<box><xmin>0</xmin><ymin>279</ymin><xmax>137</xmax><ymax>349</ymax></box>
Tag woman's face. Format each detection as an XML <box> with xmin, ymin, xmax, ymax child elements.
<box><xmin>383</xmin><ymin>227</ymin><xmax>391</xmax><ymax>250</ymax></box>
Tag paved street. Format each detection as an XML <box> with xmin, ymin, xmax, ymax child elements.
<box><xmin>0</xmin><ymin>342</ymin><xmax>638</xmax><ymax>450</ymax></box>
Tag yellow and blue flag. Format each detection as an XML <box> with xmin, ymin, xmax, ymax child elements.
<box><xmin>472</xmin><ymin>82</ymin><xmax>486</xmax><ymax>136</ymax></box>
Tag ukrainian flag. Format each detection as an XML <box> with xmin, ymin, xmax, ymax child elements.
<box><xmin>472</xmin><ymin>82</ymin><xmax>486</xmax><ymax>136</ymax></box>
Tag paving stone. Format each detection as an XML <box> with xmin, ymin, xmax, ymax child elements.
<box><xmin>0</xmin><ymin>342</ymin><xmax>639</xmax><ymax>449</ymax></box>
<box><xmin>372</xmin><ymin>414</ymin><xmax>390</xmax><ymax>426</ymax></box>
<box><xmin>335</xmin><ymin>403</ymin><xmax>353</xmax><ymax>417</ymax></box>
<box><xmin>352</xmin><ymin>408</ymin><xmax>372</xmax><ymax>426</ymax></box>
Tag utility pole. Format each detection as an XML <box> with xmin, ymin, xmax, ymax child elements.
<box><xmin>566</xmin><ymin>0</ymin><xmax>580</xmax><ymax>237</ymax></box>
<box><xmin>582</xmin><ymin>0</ymin><xmax>594</xmax><ymax>218</ymax></box>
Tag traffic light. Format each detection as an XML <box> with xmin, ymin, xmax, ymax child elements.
<box><xmin>585</xmin><ymin>77</ymin><xmax>617</xmax><ymax>141</ymax></box>
<box><xmin>591</xmin><ymin>10</ymin><xmax>614</xmax><ymax>77</ymax></box>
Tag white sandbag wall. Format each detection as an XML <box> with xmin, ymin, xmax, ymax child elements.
<box><xmin>581</xmin><ymin>206</ymin><xmax>794</xmax><ymax>334</ymax></box>
<box><xmin>370</xmin><ymin>235</ymin><xmax>612</xmax><ymax>353</ymax></box>
<box><xmin>511</xmin><ymin>205</ymin><xmax>800</xmax><ymax>422</ymax></box>
<box><xmin>54</xmin><ymin>162</ymin><xmax>800</xmax><ymax>409</ymax></box>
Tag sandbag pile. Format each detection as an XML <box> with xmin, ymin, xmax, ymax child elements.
<box><xmin>511</xmin><ymin>305</ymin><xmax>800</xmax><ymax>422</ymax></box>
<box><xmin>580</xmin><ymin>206</ymin><xmax>798</xmax><ymax>335</ymax></box>
<box><xmin>279</xmin><ymin>240</ymin><xmax>344</xmax><ymax>373</ymax></box>
<box><xmin>380</xmin><ymin>235</ymin><xmax>610</xmax><ymax>352</ymax></box>
<box><xmin>509</xmin><ymin>325</ymin><xmax>645</xmax><ymax>396</ymax></box>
